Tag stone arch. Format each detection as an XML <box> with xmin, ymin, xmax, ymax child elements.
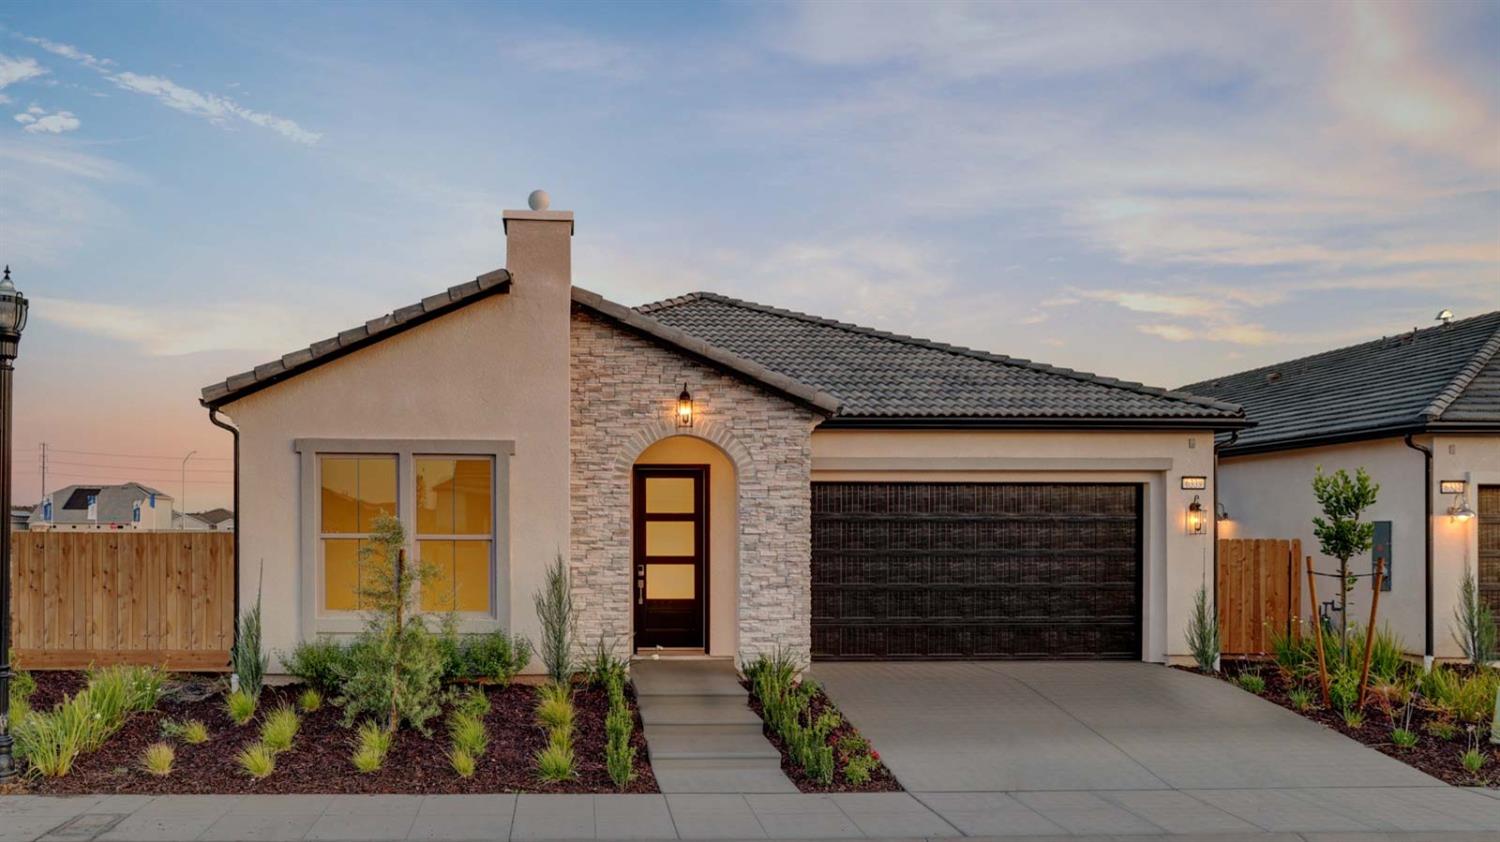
<box><xmin>613</xmin><ymin>418</ymin><xmax>755</xmax><ymax>478</ymax></box>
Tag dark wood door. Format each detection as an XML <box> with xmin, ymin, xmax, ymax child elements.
<box><xmin>811</xmin><ymin>482</ymin><xmax>1143</xmax><ymax>660</ymax></box>
<box><xmin>1479</xmin><ymin>485</ymin><xmax>1500</xmax><ymax>621</ymax></box>
<box><xmin>634</xmin><ymin>466</ymin><xmax>709</xmax><ymax>650</ymax></box>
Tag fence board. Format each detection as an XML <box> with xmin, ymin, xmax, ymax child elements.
<box><xmin>8</xmin><ymin>531</ymin><xmax>233</xmax><ymax>671</ymax></box>
<box><xmin>1218</xmin><ymin>537</ymin><xmax>1302</xmax><ymax>657</ymax></box>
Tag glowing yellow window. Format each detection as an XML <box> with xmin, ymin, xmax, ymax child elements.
<box><xmin>645</xmin><ymin>478</ymin><xmax>696</xmax><ymax>513</ymax></box>
<box><xmin>416</xmin><ymin>457</ymin><xmax>493</xmax><ymax>613</ymax></box>
<box><xmin>646</xmin><ymin>564</ymin><xmax>695</xmax><ymax>599</ymax></box>
<box><xmin>646</xmin><ymin>521</ymin><xmax>695</xmax><ymax>556</ymax></box>
<box><xmin>320</xmin><ymin>455</ymin><xmax>396</xmax><ymax>612</ymax></box>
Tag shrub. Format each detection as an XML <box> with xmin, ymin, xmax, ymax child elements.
<box><xmin>838</xmin><ymin>733</ymin><xmax>871</xmax><ymax>755</ymax></box>
<box><xmin>1453</xmin><ymin>565</ymin><xmax>1497</xmax><ymax>666</ymax></box>
<box><xmin>605</xmin><ymin>701</ymin><xmax>636</xmax><ymax>789</ymax></box>
<box><xmin>1427</xmin><ymin>718</ymin><xmax>1459</xmax><ymax>740</ymax></box>
<box><xmin>1328</xmin><ymin>661</ymin><xmax>1360</xmax><ymax>714</ymax></box>
<box><xmin>14</xmin><ymin>666</ymin><xmax>166</xmax><ymax>777</ymax></box>
<box><xmin>535</xmin><ymin>741</ymin><xmax>576</xmax><ymax>782</ymax></box>
<box><xmin>225</xmin><ymin>689</ymin><xmax>257</xmax><ymax>726</ymax></box>
<box><xmin>1462</xmin><ymin>747</ymin><xmax>1486</xmax><ymax>775</ymax></box>
<box><xmin>533</xmin><ymin>555</ymin><xmax>577</xmax><ymax>684</ymax></box>
<box><xmin>745</xmin><ymin>648</ymin><xmax>838</xmax><ymax>783</ymax></box>
<box><xmin>8</xmin><ymin>649</ymin><xmax>36</xmax><ymax>709</ymax></box>
<box><xmin>1422</xmin><ymin>664</ymin><xmax>1499</xmax><ymax>724</ymax></box>
<box><xmin>844</xmin><ymin>752</ymin><xmax>878</xmax><ymax>785</ymax></box>
<box><xmin>450</xmin><ymin>630</ymin><xmax>532</xmax><ymax>685</ymax></box>
<box><xmin>1342</xmin><ymin>707</ymin><xmax>1365</xmax><ymax>729</ymax></box>
<box><xmin>1268</xmin><ymin>622</ymin><xmax>1314</xmax><ymax>680</ymax></box>
<box><xmin>582</xmin><ymin>635</ymin><xmax>628</xmax><ymax>689</ymax></box>
<box><xmin>298</xmin><ymin>688</ymin><xmax>323</xmax><ymax>714</ymax></box>
<box><xmin>452</xmin><ymin>687</ymin><xmax>491</xmax><ymax>719</ymax></box>
<box><xmin>1287</xmin><ymin>686</ymin><xmax>1315</xmax><ymax>711</ymax></box>
<box><xmin>232</xmin><ymin>576</ymin><xmax>269</xmax><ymax>699</ymax></box>
<box><xmin>449</xmin><ymin>746</ymin><xmax>477</xmax><ymax>778</ymax></box>
<box><xmin>1235</xmin><ymin>672</ymin><xmax>1266</xmax><ymax>694</ymax></box>
<box><xmin>283</xmin><ymin>638</ymin><xmax>351</xmax><ymax>695</ymax></box>
<box><xmin>237</xmin><ymin>743</ymin><xmax>276</xmax><ymax>779</ymax></box>
<box><xmin>261</xmin><ymin>705</ymin><xmax>300</xmax><ymax>754</ymax></box>
<box><xmin>449</xmin><ymin>711</ymin><xmax>488</xmax><ymax>758</ymax></box>
<box><xmin>352</xmin><ymin>721</ymin><xmax>392</xmax><ymax>773</ymax></box>
<box><xmin>1184</xmin><ymin>580</ymin><xmax>1220</xmax><ymax>673</ymax></box>
<box><xmin>1391</xmin><ymin>727</ymin><xmax>1418</xmax><ymax>748</ymax></box>
<box><xmin>338</xmin><ymin>623</ymin><xmax>445</xmax><ymax>735</ymax></box>
<box><xmin>142</xmin><ymin>742</ymin><xmax>175</xmax><ymax>777</ymax></box>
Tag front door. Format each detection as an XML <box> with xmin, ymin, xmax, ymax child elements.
<box><xmin>634</xmin><ymin>466</ymin><xmax>708</xmax><ymax>650</ymax></box>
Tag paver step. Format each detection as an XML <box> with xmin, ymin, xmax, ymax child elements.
<box><xmin>651</xmin><ymin>762</ymin><xmax>800</xmax><ymax>793</ymax></box>
<box><xmin>642</xmin><ymin>722</ymin><xmax>765</xmax><ymax>739</ymax></box>
<box><xmin>631</xmin><ymin>659</ymin><xmax>744</xmax><ymax>697</ymax></box>
<box><xmin>636</xmin><ymin>695</ymin><xmax>762</xmax><ymax>726</ymax></box>
<box><xmin>643</xmin><ymin>728</ymin><xmax>782</xmax><ymax>762</ymax></box>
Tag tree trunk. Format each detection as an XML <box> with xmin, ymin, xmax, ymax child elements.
<box><xmin>1338</xmin><ymin>556</ymin><xmax>1351</xmax><ymax>666</ymax></box>
<box><xmin>389</xmin><ymin>548</ymin><xmax>405</xmax><ymax>733</ymax></box>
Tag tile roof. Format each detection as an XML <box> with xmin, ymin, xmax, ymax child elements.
<box><xmin>201</xmin><ymin>269</ymin><xmax>511</xmax><ymax>406</ymax></box>
<box><xmin>1180</xmin><ymin>310</ymin><xmax>1500</xmax><ymax>455</ymax></box>
<box><xmin>636</xmin><ymin>292</ymin><xmax>1246</xmax><ymax>426</ymax></box>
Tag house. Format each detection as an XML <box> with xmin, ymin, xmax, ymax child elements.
<box><xmin>1181</xmin><ymin>311</ymin><xmax>1500</xmax><ymax>662</ymax></box>
<box><xmin>10</xmin><ymin>505</ymin><xmax>32</xmax><ymax>532</ymax></box>
<box><xmin>188</xmin><ymin>507</ymin><xmax>236</xmax><ymax>531</ymax></box>
<box><xmin>30</xmin><ymin>482</ymin><xmax>175</xmax><ymax>531</ymax></box>
<box><xmin>201</xmin><ymin>199</ymin><xmax>1248</xmax><ymax>671</ymax></box>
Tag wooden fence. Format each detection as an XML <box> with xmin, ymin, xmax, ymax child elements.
<box><xmin>8</xmin><ymin>531</ymin><xmax>234</xmax><ymax>670</ymax></box>
<box><xmin>1217</xmin><ymin>538</ymin><xmax>1303</xmax><ymax>657</ymax></box>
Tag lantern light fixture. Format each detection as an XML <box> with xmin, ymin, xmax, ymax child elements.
<box><xmin>675</xmin><ymin>383</ymin><xmax>694</xmax><ymax>428</ymax></box>
<box><xmin>1186</xmin><ymin>495</ymin><xmax>1206</xmax><ymax>535</ymax></box>
<box><xmin>1449</xmin><ymin>496</ymin><xmax>1476</xmax><ymax>523</ymax></box>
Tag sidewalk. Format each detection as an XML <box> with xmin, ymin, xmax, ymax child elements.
<box><xmin>5</xmin><ymin>787</ymin><xmax>1500</xmax><ymax>841</ymax></box>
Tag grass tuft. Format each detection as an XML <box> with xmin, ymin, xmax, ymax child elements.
<box><xmin>237</xmin><ymin>743</ymin><xmax>276</xmax><ymax>779</ymax></box>
<box><xmin>225</xmin><ymin>689</ymin><xmax>256</xmax><ymax>727</ymax></box>
<box><xmin>142</xmin><ymin>742</ymin><xmax>175</xmax><ymax>777</ymax></box>
<box><xmin>260</xmin><ymin>704</ymin><xmax>300</xmax><ymax>754</ymax></box>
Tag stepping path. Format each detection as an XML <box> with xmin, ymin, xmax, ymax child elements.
<box><xmin>632</xmin><ymin>657</ymin><xmax>796</xmax><ymax>793</ymax></box>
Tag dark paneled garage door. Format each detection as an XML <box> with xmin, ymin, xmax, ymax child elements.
<box><xmin>811</xmin><ymin>482</ymin><xmax>1143</xmax><ymax>660</ymax></box>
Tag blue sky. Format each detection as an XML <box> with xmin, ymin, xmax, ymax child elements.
<box><xmin>0</xmin><ymin>1</ymin><xmax>1496</xmax><ymax>508</ymax></box>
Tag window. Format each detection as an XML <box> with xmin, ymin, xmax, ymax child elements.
<box><xmin>417</xmin><ymin>457</ymin><xmax>493</xmax><ymax>612</ymax></box>
<box><xmin>319</xmin><ymin>455</ymin><xmax>397</xmax><ymax>611</ymax></box>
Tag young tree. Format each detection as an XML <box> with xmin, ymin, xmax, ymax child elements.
<box><xmin>1311</xmin><ymin>466</ymin><xmax>1379</xmax><ymax>661</ymax></box>
<box><xmin>353</xmin><ymin>514</ymin><xmax>443</xmax><ymax>733</ymax></box>
<box><xmin>533</xmin><ymin>555</ymin><xmax>577</xmax><ymax>685</ymax></box>
<box><xmin>1453</xmin><ymin>564</ymin><xmax>1497</xmax><ymax>666</ymax></box>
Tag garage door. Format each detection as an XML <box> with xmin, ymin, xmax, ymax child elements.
<box><xmin>811</xmin><ymin>482</ymin><xmax>1143</xmax><ymax>660</ymax></box>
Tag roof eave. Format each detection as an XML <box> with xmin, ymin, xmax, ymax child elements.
<box><xmin>816</xmin><ymin>415</ymin><xmax>1253</xmax><ymax>432</ymax></box>
<box><xmin>1215</xmin><ymin>419</ymin><xmax>1500</xmax><ymax>458</ymax></box>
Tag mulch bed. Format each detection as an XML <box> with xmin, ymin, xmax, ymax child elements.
<box><xmin>742</xmin><ymin>680</ymin><xmax>901</xmax><ymax>793</ymax></box>
<box><xmin>1180</xmin><ymin>662</ymin><xmax>1498</xmax><ymax>788</ymax></box>
<box><xmin>21</xmin><ymin>672</ymin><xmax>658</xmax><ymax>794</ymax></box>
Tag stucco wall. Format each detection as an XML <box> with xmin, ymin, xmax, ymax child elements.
<box><xmin>810</xmin><ymin>429</ymin><xmax>1218</xmax><ymax>663</ymax></box>
<box><xmin>569</xmin><ymin>309</ymin><xmax>822</xmax><ymax>665</ymax></box>
<box><xmin>221</xmin><ymin>280</ymin><xmax>572</xmax><ymax>670</ymax></box>
<box><xmin>1218</xmin><ymin>434</ymin><xmax>1500</xmax><ymax>659</ymax></box>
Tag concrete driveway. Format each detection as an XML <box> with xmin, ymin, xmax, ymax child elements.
<box><xmin>812</xmin><ymin>661</ymin><xmax>1442</xmax><ymax>792</ymax></box>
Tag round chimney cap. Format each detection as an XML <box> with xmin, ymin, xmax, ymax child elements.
<box><xmin>528</xmin><ymin>189</ymin><xmax>550</xmax><ymax>211</ymax></box>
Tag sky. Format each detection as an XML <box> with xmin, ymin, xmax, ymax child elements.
<box><xmin>0</xmin><ymin>0</ymin><xmax>1496</xmax><ymax>511</ymax></box>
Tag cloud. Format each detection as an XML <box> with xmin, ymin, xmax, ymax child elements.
<box><xmin>14</xmin><ymin>105</ymin><xmax>79</xmax><ymax>134</ymax></box>
<box><xmin>13</xmin><ymin>34</ymin><xmax>321</xmax><ymax>145</ymax></box>
<box><xmin>0</xmin><ymin>54</ymin><xmax>46</xmax><ymax>98</ymax></box>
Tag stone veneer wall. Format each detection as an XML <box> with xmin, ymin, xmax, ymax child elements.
<box><xmin>569</xmin><ymin>308</ymin><xmax>821</xmax><ymax>664</ymax></box>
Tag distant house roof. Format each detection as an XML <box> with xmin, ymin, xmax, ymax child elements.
<box><xmin>34</xmin><ymin>483</ymin><xmax>171</xmax><ymax>525</ymax></box>
<box><xmin>203</xmin><ymin>276</ymin><xmax>1246</xmax><ymax>429</ymax></box>
<box><xmin>190</xmin><ymin>508</ymin><xmax>235</xmax><ymax>527</ymax></box>
<box><xmin>638</xmin><ymin>292</ymin><xmax>1247</xmax><ymax>428</ymax></box>
<box><xmin>1180</xmin><ymin>310</ymin><xmax>1500</xmax><ymax>456</ymax></box>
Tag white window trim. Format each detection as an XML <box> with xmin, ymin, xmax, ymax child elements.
<box><xmin>295</xmin><ymin>438</ymin><xmax>515</xmax><ymax>636</ymax></box>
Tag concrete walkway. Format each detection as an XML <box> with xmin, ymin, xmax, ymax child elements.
<box><xmin>6</xmin><ymin>789</ymin><xmax>1500</xmax><ymax>840</ymax></box>
<box><xmin>810</xmin><ymin>662</ymin><xmax>1440</xmax><ymax>792</ymax></box>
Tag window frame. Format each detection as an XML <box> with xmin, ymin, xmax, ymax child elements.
<box><xmin>296</xmin><ymin>438</ymin><xmax>515</xmax><ymax>636</ymax></box>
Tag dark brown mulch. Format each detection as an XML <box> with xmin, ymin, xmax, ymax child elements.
<box><xmin>22</xmin><ymin>673</ymin><xmax>657</xmax><ymax>794</ymax></box>
<box><xmin>1177</xmin><ymin>662</ymin><xmax>1498</xmax><ymax>788</ymax></box>
<box><xmin>742</xmin><ymin>680</ymin><xmax>901</xmax><ymax>793</ymax></box>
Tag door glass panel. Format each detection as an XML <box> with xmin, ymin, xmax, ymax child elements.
<box><xmin>646</xmin><ymin>521</ymin><xmax>695</xmax><ymax>556</ymax></box>
<box><xmin>646</xmin><ymin>564</ymin><xmax>695</xmax><ymax>599</ymax></box>
<box><xmin>645</xmin><ymin>477</ymin><xmax>695</xmax><ymax>514</ymax></box>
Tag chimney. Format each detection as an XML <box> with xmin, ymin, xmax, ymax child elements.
<box><xmin>502</xmin><ymin>189</ymin><xmax>573</xmax><ymax>294</ymax></box>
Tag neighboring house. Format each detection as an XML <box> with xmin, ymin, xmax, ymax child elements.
<box><xmin>201</xmin><ymin>202</ymin><xmax>1248</xmax><ymax>671</ymax></box>
<box><xmin>30</xmin><ymin>482</ymin><xmax>175</xmax><ymax>531</ymax></box>
<box><xmin>189</xmin><ymin>507</ymin><xmax>235</xmax><ymax>531</ymax></box>
<box><xmin>1182</xmin><ymin>311</ymin><xmax>1500</xmax><ymax>662</ymax></box>
<box><xmin>173</xmin><ymin>511</ymin><xmax>212</xmax><ymax>531</ymax></box>
<box><xmin>10</xmin><ymin>505</ymin><xmax>31</xmax><ymax>532</ymax></box>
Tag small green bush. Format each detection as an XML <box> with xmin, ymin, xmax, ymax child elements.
<box><xmin>338</xmin><ymin>623</ymin><xmax>445</xmax><ymax>735</ymax></box>
<box><xmin>449</xmin><ymin>711</ymin><xmax>488</xmax><ymax>757</ymax></box>
<box><xmin>533</xmin><ymin>555</ymin><xmax>577</xmax><ymax>684</ymax></box>
<box><xmin>605</xmin><ymin>704</ymin><xmax>636</xmax><ymax>789</ymax></box>
<box><xmin>1342</xmin><ymin>708</ymin><xmax>1365</xmax><ymax>729</ymax></box>
<box><xmin>1287</xmin><ymin>686</ymin><xmax>1315</xmax><ymax>711</ymax></box>
<box><xmin>14</xmin><ymin>666</ymin><xmax>166</xmax><ymax>778</ymax></box>
<box><xmin>1235</xmin><ymin>672</ymin><xmax>1266</xmax><ymax>694</ymax></box>
<box><xmin>298</xmin><ymin>688</ymin><xmax>323</xmax><ymax>714</ymax></box>
<box><xmin>844</xmin><ymin>752</ymin><xmax>878</xmax><ymax>785</ymax></box>
<box><xmin>449</xmin><ymin>630</ymin><xmax>532</xmax><ymax>685</ymax></box>
<box><xmin>1462</xmin><ymin>747</ymin><xmax>1486</xmax><ymax>775</ymax></box>
<box><xmin>449</xmin><ymin>746</ymin><xmax>477</xmax><ymax>778</ymax></box>
<box><xmin>581</xmin><ymin>635</ymin><xmax>628</xmax><ymax>689</ymax></box>
<box><xmin>1184</xmin><ymin>580</ymin><xmax>1220</xmax><ymax>673</ymax></box>
<box><xmin>535</xmin><ymin>741</ymin><xmax>576</xmax><ymax>782</ymax></box>
<box><xmin>536</xmin><ymin>684</ymin><xmax>575</xmax><ymax>732</ymax></box>
<box><xmin>451</xmin><ymin>687</ymin><xmax>491</xmax><ymax>719</ymax></box>
<box><xmin>837</xmin><ymin>734</ymin><xmax>871</xmax><ymax>755</ymax></box>
<box><xmin>142</xmin><ymin>742</ymin><xmax>175</xmax><ymax>777</ymax></box>
<box><xmin>232</xmin><ymin>586</ymin><xmax>269</xmax><ymax>699</ymax></box>
<box><xmin>1427</xmin><ymin>718</ymin><xmax>1459</xmax><ymax>740</ymax></box>
<box><xmin>1391</xmin><ymin>727</ymin><xmax>1418</xmax><ymax>749</ymax></box>
<box><xmin>352</xmin><ymin>721</ymin><xmax>391</xmax><ymax>773</ymax></box>
<box><xmin>237</xmin><ymin>743</ymin><xmax>276</xmax><ymax>779</ymax></box>
<box><xmin>282</xmin><ymin>638</ymin><xmax>351</xmax><ymax>695</ymax></box>
<box><xmin>261</xmin><ymin>705</ymin><xmax>300</xmax><ymax>754</ymax></box>
<box><xmin>225</xmin><ymin>689</ymin><xmax>257</xmax><ymax>726</ymax></box>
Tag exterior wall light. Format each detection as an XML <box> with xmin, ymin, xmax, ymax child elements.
<box><xmin>1215</xmin><ymin>500</ymin><xmax>1230</xmax><ymax>522</ymax></box>
<box><xmin>675</xmin><ymin>383</ymin><xmax>694</xmax><ymax>429</ymax></box>
<box><xmin>1187</xmin><ymin>495</ymin><xmax>1206</xmax><ymax>535</ymax></box>
<box><xmin>1449</xmin><ymin>496</ymin><xmax>1476</xmax><ymax>523</ymax></box>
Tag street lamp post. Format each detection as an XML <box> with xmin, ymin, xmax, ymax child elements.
<box><xmin>181</xmin><ymin>450</ymin><xmax>196</xmax><ymax>519</ymax></box>
<box><xmin>0</xmin><ymin>265</ymin><xmax>29</xmax><ymax>782</ymax></box>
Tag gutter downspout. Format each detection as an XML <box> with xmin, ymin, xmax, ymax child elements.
<box><xmin>1212</xmin><ymin>431</ymin><xmax>1240</xmax><ymax>645</ymax></box>
<box><xmin>207</xmin><ymin>407</ymin><xmax>240</xmax><ymax>659</ymax></box>
<box><xmin>1404</xmin><ymin>433</ymin><xmax>1433</xmax><ymax>669</ymax></box>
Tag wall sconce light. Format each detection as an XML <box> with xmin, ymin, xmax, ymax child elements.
<box><xmin>1187</xmin><ymin>495</ymin><xmax>1206</xmax><ymax>535</ymax></box>
<box><xmin>1215</xmin><ymin>500</ymin><xmax>1230</xmax><ymax>522</ymax></box>
<box><xmin>675</xmin><ymin>383</ymin><xmax>694</xmax><ymax>428</ymax></box>
<box><xmin>1449</xmin><ymin>495</ymin><xmax>1476</xmax><ymax>523</ymax></box>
